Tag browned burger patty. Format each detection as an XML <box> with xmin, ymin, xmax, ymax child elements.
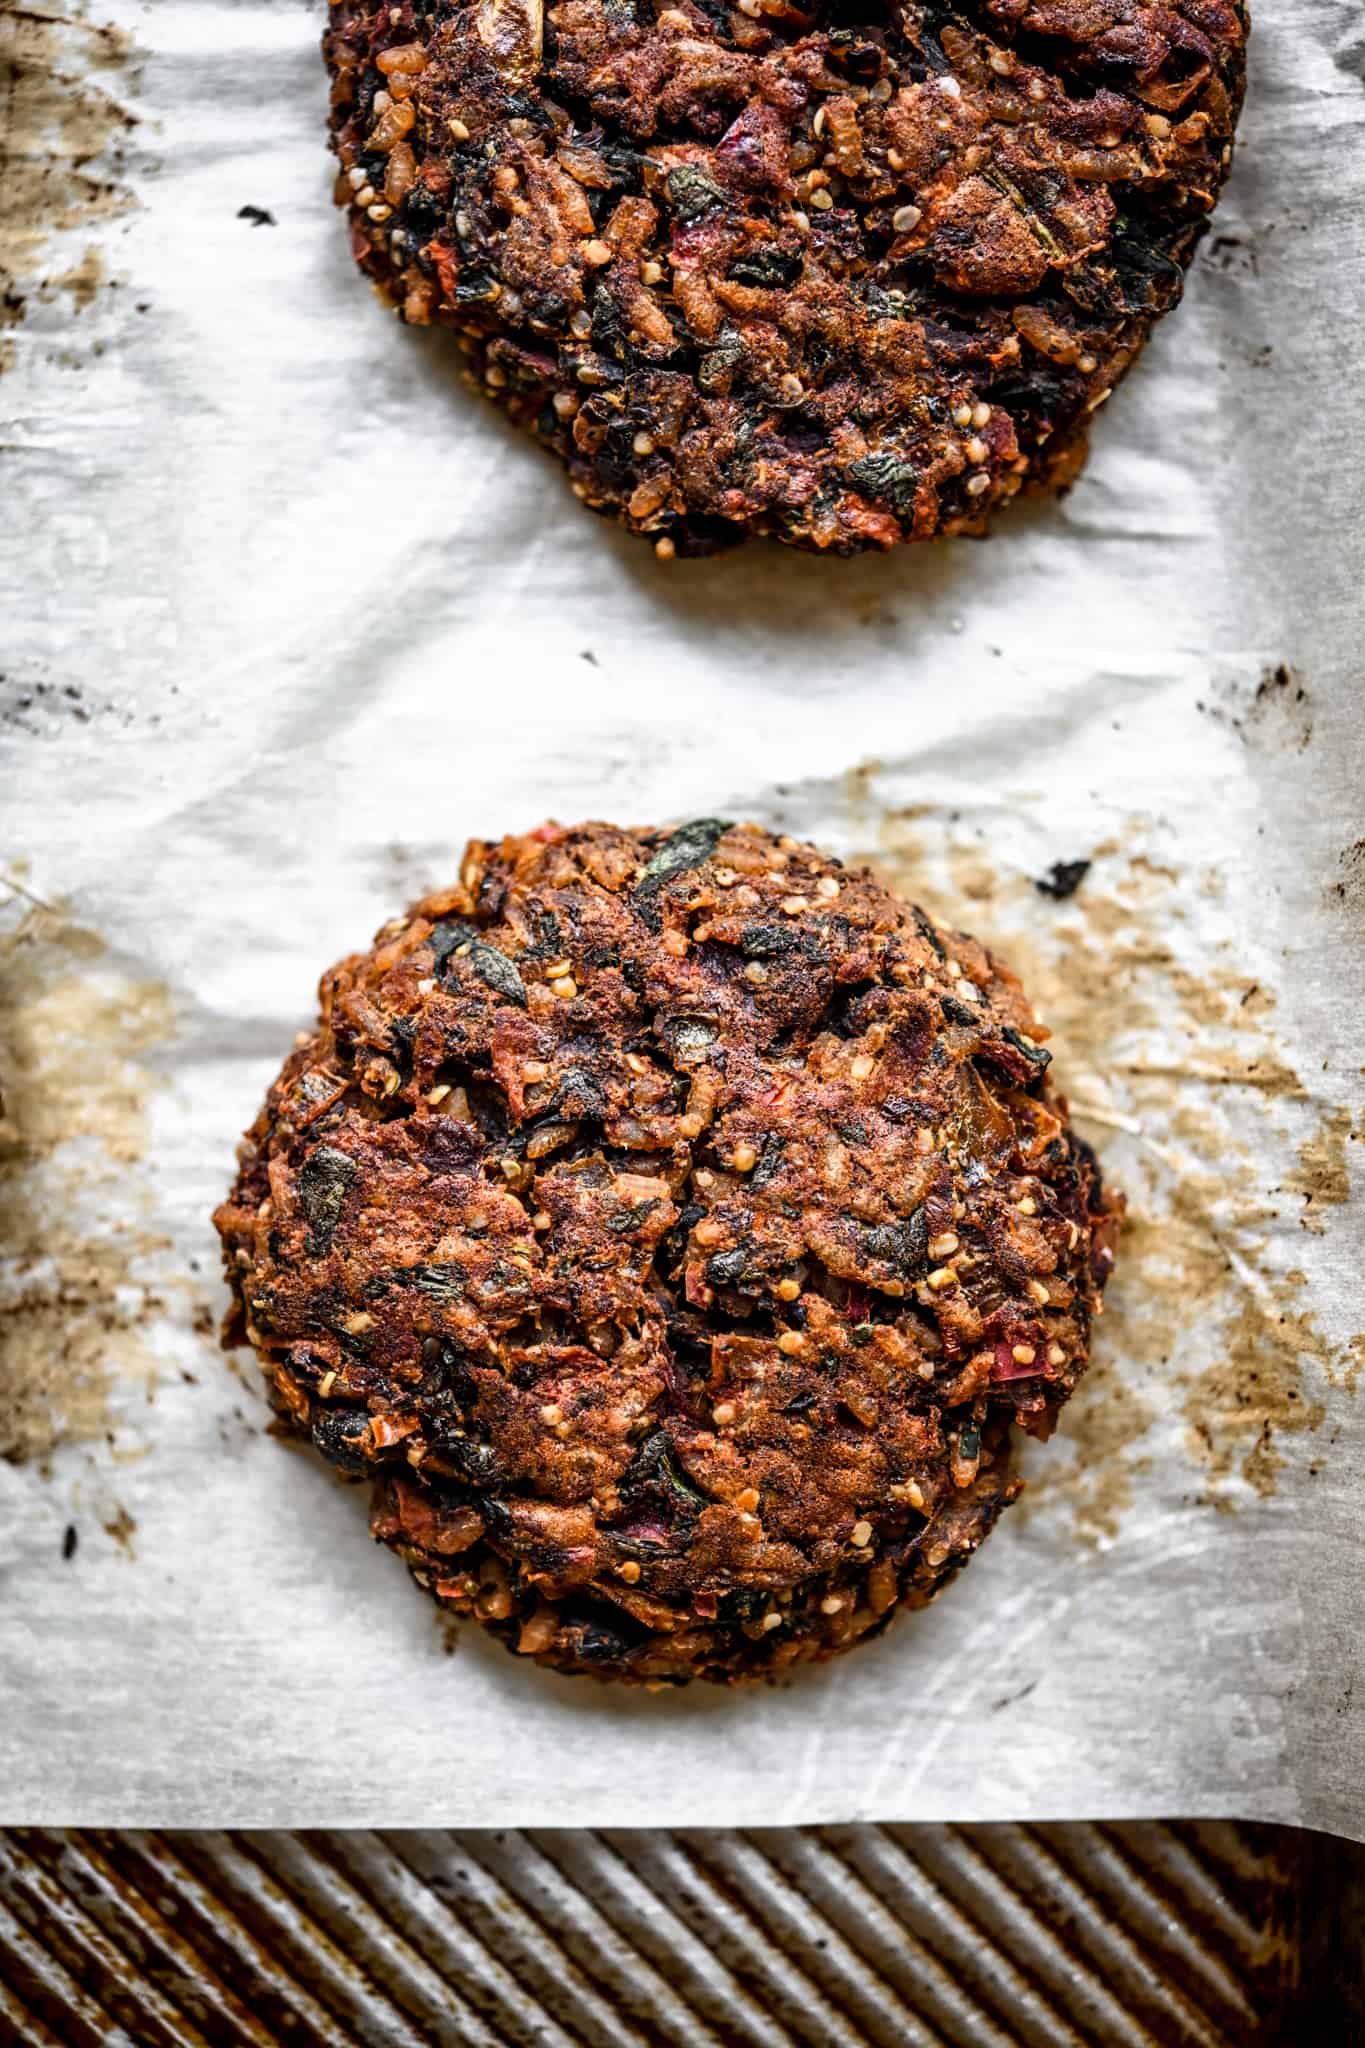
<box><xmin>324</xmin><ymin>0</ymin><xmax>1246</xmax><ymax>555</ymax></box>
<box><xmin>216</xmin><ymin>821</ymin><xmax>1121</xmax><ymax>1684</ymax></box>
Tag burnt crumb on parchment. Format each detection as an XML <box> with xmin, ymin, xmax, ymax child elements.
<box><xmin>1035</xmin><ymin>858</ymin><xmax>1091</xmax><ymax>901</ymax></box>
<box><xmin>1205</xmin><ymin>230</ymin><xmax>1253</xmax><ymax>275</ymax></box>
<box><xmin>1255</xmin><ymin>661</ymin><xmax>1307</xmax><ymax>710</ymax></box>
<box><xmin>62</xmin><ymin>1523</ymin><xmax>78</xmax><ymax>1560</ymax></box>
<box><xmin>215</xmin><ymin>819</ymin><xmax>1120</xmax><ymax>1685</ymax></box>
<box><xmin>322</xmin><ymin>0</ymin><xmax>1246</xmax><ymax>556</ymax></box>
<box><xmin>1330</xmin><ymin>840</ymin><xmax>1365</xmax><ymax>908</ymax></box>
<box><xmin>236</xmin><ymin>204</ymin><xmax>276</xmax><ymax>227</ymax></box>
<box><xmin>860</xmin><ymin>794</ymin><xmax>1363</xmax><ymax>1543</ymax></box>
<box><xmin>0</xmin><ymin>677</ymin><xmax>127</xmax><ymax>737</ymax></box>
<box><xmin>2</xmin><ymin>673</ymin><xmax>172</xmax><ymax>737</ymax></box>
<box><xmin>1201</xmin><ymin>222</ymin><xmax>1285</xmax><ymax>282</ymax></box>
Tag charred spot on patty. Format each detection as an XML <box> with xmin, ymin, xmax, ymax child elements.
<box><xmin>215</xmin><ymin>819</ymin><xmax>1123</xmax><ymax>1684</ymax></box>
<box><xmin>323</xmin><ymin>0</ymin><xmax>1246</xmax><ymax>554</ymax></box>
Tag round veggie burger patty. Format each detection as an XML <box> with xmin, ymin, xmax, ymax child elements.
<box><xmin>324</xmin><ymin>0</ymin><xmax>1246</xmax><ymax>555</ymax></box>
<box><xmin>216</xmin><ymin>821</ymin><xmax>1121</xmax><ymax>1684</ymax></box>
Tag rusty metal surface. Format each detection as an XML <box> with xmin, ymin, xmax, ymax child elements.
<box><xmin>0</xmin><ymin>1822</ymin><xmax>1356</xmax><ymax>2046</ymax></box>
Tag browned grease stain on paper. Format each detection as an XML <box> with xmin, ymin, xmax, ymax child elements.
<box><xmin>851</xmin><ymin>780</ymin><xmax>1358</xmax><ymax>1542</ymax></box>
<box><xmin>1282</xmin><ymin>1106</ymin><xmax>1357</xmax><ymax>1236</ymax></box>
<box><xmin>0</xmin><ymin>2</ymin><xmax>139</xmax><ymax>369</ymax></box>
<box><xmin>101</xmin><ymin>1501</ymin><xmax>138</xmax><ymax>1556</ymax></box>
<box><xmin>1344</xmin><ymin>1335</ymin><xmax>1365</xmax><ymax>1400</ymax></box>
<box><xmin>0</xmin><ymin>892</ymin><xmax>173</xmax><ymax>1467</ymax></box>
<box><xmin>51</xmin><ymin>239</ymin><xmax>107</xmax><ymax>313</ymax></box>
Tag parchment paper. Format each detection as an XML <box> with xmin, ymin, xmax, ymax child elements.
<box><xmin>1</xmin><ymin>0</ymin><xmax>1362</xmax><ymax>1832</ymax></box>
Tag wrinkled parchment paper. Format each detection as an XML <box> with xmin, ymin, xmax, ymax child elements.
<box><xmin>2</xmin><ymin>0</ymin><xmax>1362</xmax><ymax>1831</ymax></box>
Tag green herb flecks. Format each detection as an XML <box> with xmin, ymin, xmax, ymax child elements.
<box><xmin>297</xmin><ymin>1147</ymin><xmax>357</xmax><ymax>1253</ymax></box>
<box><xmin>844</xmin><ymin>452</ymin><xmax>921</xmax><ymax>522</ymax></box>
<box><xmin>634</xmin><ymin>818</ymin><xmax>732</xmax><ymax>903</ymax></box>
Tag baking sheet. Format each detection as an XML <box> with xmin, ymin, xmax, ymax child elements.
<box><xmin>1</xmin><ymin>0</ymin><xmax>1362</xmax><ymax>1831</ymax></box>
<box><xmin>0</xmin><ymin>1821</ymin><xmax>1330</xmax><ymax>2046</ymax></box>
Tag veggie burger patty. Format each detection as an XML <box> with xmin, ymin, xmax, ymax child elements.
<box><xmin>216</xmin><ymin>820</ymin><xmax>1121</xmax><ymax>1684</ymax></box>
<box><xmin>324</xmin><ymin>0</ymin><xmax>1247</xmax><ymax>554</ymax></box>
